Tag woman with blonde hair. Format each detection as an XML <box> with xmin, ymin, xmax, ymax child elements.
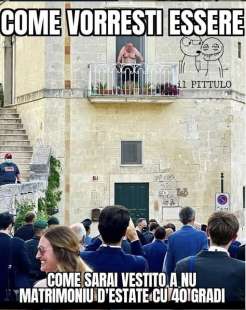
<box><xmin>35</xmin><ymin>225</ymin><xmax>91</xmax><ymax>287</ymax></box>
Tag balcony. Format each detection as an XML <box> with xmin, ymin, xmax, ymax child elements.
<box><xmin>87</xmin><ymin>63</ymin><xmax>179</xmax><ymax>104</ymax></box>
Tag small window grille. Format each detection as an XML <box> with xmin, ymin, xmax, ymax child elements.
<box><xmin>238</xmin><ymin>42</ymin><xmax>242</xmax><ymax>59</ymax></box>
<box><xmin>243</xmin><ymin>186</ymin><xmax>245</xmax><ymax>209</ymax></box>
<box><xmin>121</xmin><ymin>141</ymin><xmax>142</xmax><ymax>165</ymax></box>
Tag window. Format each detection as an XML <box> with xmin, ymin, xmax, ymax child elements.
<box><xmin>243</xmin><ymin>186</ymin><xmax>245</xmax><ymax>209</ymax></box>
<box><xmin>116</xmin><ymin>36</ymin><xmax>145</xmax><ymax>63</ymax></box>
<box><xmin>238</xmin><ymin>42</ymin><xmax>242</xmax><ymax>59</ymax></box>
<box><xmin>121</xmin><ymin>141</ymin><xmax>142</xmax><ymax>165</ymax></box>
<box><xmin>4</xmin><ymin>36</ymin><xmax>14</xmax><ymax>105</ymax></box>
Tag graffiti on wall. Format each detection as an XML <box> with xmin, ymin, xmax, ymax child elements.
<box><xmin>155</xmin><ymin>174</ymin><xmax>179</xmax><ymax>208</ymax></box>
<box><xmin>179</xmin><ymin>36</ymin><xmax>228</xmax><ymax>78</ymax></box>
<box><xmin>155</xmin><ymin>174</ymin><xmax>189</xmax><ymax>210</ymax></box>
<box><xmin>177</xmin><ymin>188</ymin><xmax>189</xmax><ymax>197</ymax></box>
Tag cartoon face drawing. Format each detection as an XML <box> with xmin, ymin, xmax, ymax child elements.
<box><xmin>201</xmin><ymin>37</ymin><xmax>224</xmax><ymax>61</ymax></box>
<box><xmin>180</xmin><ymin>36</ymin><xmax>202</xmax><ymax>57</ymax></box>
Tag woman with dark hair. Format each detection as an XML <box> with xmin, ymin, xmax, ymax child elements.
<box><xmin>35</xmin><ymin>226</ymin><xmax>91</xmax><ymax>287</ymax></box>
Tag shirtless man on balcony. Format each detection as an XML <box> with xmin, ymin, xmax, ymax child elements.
<box><xmin>117</xmin><ymin>42</ymin><xmax>144</xmax><ymax>65</ymax></box>
<box><xmin>117</xmin><ymin>42</ymin><xmax>144</xmax><ymax>92</ymax></box>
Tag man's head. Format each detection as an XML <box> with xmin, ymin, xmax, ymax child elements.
<box><xmin>47</xmin><ymin>216</ymin><xmax>60</xmax><ymax>227</ymax></box>
<box><xmin>0</xmin><ymin>212</ymin><xmax>14</xmax><ymax>233</ymax></box>
<box><xmin>70</xmin><ymin>223</ymin><xmax>86</xmax><ymax>246</ymax></box>
<box><xmin>81</xmin><ymin>218</ymin><xmax>92</xmax><ymax>236</ymax></box>
<box><xmin>165</xmin><ymin>223</ymin><xmax>176</xmax><ymax>232</ymax></box>
<box><xmin>179</xmin><ymin>207</ymin><xmax>195</xmax><ymax>225</ymax></box>
<box><xmin>201</xmin><ymin>224</ymin><xmax>207</xmax><ymax>232</ymax></box>
<box><xmin>154</xmin><ymin>227</ymin><xmax>166</xmax><ymax>241</ymax></box>
<box><xmin>4</xmin><ymin>153</ymin><xmax>12</xmax><ymax>163</ymax></box>
<box><xmin>165</xmin><ymin>227</ymin><xmax>174</xmax><ymax>239</ymax></box>
<box><xmin>136</xmin><ymin>218</ymin><xmax>147</xmax><ymax>232</ymax></box>
<box><xmin>125</xmin><ymin>42</ymin><xmax>134</xmax><ymax>52</ymax></box>
<box><xmin>149</xmin><ymin>222</ymin><xmax>159</xmax><ymax>233</ymax></box>
<box><xmin>33</xmin><ymin>220</ymin><xmax>48</xmax><ymax>237</ymax></box>
<box><xmin>207</xmin><ymin>211</ymin><xmax>239</xmax><ymax>247</ymax></box>
<box><xmin>98</xmin><ymin>205</ymin><xmax>130</xmax><ymax>245</ymax></box>
<box><xmin>4</xmin><ymin>153</ymin><xmax>12</xmax><ymax>160</ymax></box>
<box><xmin>25</xmin><ymin>211</ymin><xmax>36</xmax><ymax>224</ymax></box>
<box><xmin>149</xmin><ymin>219</ymin><xmax>158</xmax><ymax>225</ymax></box>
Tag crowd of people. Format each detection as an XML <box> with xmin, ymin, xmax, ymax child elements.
<box><xmin>0</xmin><ymin>205</ymin><xmax>245</xmax><ymax>305</ymax></box>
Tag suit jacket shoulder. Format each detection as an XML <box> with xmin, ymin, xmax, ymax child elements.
<box><xmin>175</xmin><ymin>250</ymin><xmax>245</xmax><ymax>303</ymax></box>
<box><xmin>81</xmin><ymin>247</ymin><xmax>147</xmax><ymax>272</ymax></box>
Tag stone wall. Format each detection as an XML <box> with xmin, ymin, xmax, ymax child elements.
<box><xmin>0</xmin><ymin>1</ymin><xmax>245</xmax><ymax>235</ymax></box>
<box><xmin>230</xmin><ymin>100</ymin><xmax>246</xmax><ymax>238</ymax></box>
<box><xmin>67</xmin><ymin>97</ymin><xmax>233</xmax><ymax>225</ymax></box>
<box><xmin>12</xmin><ymin>88</ymin><xmax>246</xmax><ymax>234</ymax></box>
<box><xmin>0</xmin><ymin>1</ymin><xmax>46</xmax><ymax>100</ymax></box>
<box><xmin>16</xmin><ymin>98</ymin><xmax>66</xmax><ymax>222</ymax></box>
<box><xmin>0</xmin><ymin>181</ymin><xmax>46</xmax><ymax>214</ymax></box>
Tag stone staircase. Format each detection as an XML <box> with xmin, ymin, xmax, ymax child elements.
<box><xmin>0</xmin><ymin>107</ymin><xmax>32</xmax><ymax>181</ymax></box>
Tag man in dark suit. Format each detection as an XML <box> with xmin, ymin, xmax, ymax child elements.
<box><xmin>25</xmin><ymin>220</ymin><xmax>47</xmax><ymax>286</ymax></box>
<box><xmin>164</xmin><ymin>207</ymin><xmax>208</xmax><ymax>279</ymax></box>
<box><xmin>81</xmin><ymin>218</ymin><xmax>92</xmax><ymax>247</ymax></box>
<box><xmin>135</xmin><ymin>217</ymin><xmax>148</xmax><ymax>245</ymax></box>
<box><xmin>80</xmin><ymin>205</ymin><xmax>148</xmax><ymax>272</ymax></box>
<box><xmin>237</xmin><ymin>244</ymin><xmax>245</xmax><ymax>261</ymax></box>
<box><xmin>228</xmin><ymin>239</ymin><xmax>241</xmax><ymax>258</ymax></box>
<box><xmin>0</xmin><ymin>212</ymin><xmax>30</xmax><ymax>302</ymax></box>
<box><xmin>175</xmin><ymin>211</ymin><xmax>245</xmax><ymax>304</ymax></box>
<box><xmin>84</xmin><ymin>234</ymin><xmax>133</xmax><ymax>254</ymax></box>
<box><xmin>143</xmin><ymin>222</ymin><xmax>160</xmax><ymax>244</ymax></box>
<box><xmin>14</xmin><ymin>211</ymin><xmax>35</xmax><ymax>241</ymax></box>
<box><xmin>143</xmin><ymin>226</ymin><xmax>167</xmax><ymax>272</ymax></box>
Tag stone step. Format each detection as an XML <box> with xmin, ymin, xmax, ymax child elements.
<box><xmin>0</xmin><ymin>151</ymin><xmax>32</xmax><ymax>158</ymax></box>
<box><xmin>21</xmin><ymin>171</ymin><xmax>30</xmax><ymax>181</ymax></box>
<box><xmin>17</xmin><ymin>163</ymin><xmax>31</xmax><ymax>170</ymax></box>
<box><xmin>0</xmin><ymin>134</ymin><xmax>28</xmax><ymax>140</ymax></box>
<box><xmin>0</xmin><ymin>130</ymin><xmax>28</xmax><ymax>138</ymax></box>
<box><xmin>0</xmin><ymin>129</ymin><xmax>26</xmax><ymax>134</ymax></box>
<box><xmin>0</xmin><ymin>108</ymin><xmax>32</xmax><ymax>181</ymax></box>
<box><xmin>0</xmin><ymin>145</ymin><xmax>33</xmax><ymax>151</ymax></box>
<box><xmin>0</xmin><ymin>124</ymin><xmax>23</xmax><ymax>130</ymax></box>
<box><xmin>0</xmin><ymin>140</ymin><xmax>30</xmax><ymax>146</ymax></box>
<box><xmin>7</xmin><ymin>157</ymin><xmax>32</xmax><ymax>164</ymax></box>
<box><xmin>0</xmin><ymin>108</ymin><xmax>17</xmax><ymax>114</ymax></box>
<box><xmin>20</xmin><ymin>167</ymin><xmax>31</xmax><ymax>172</ymax></box>
<box><xmin>0</xmin><ymin>118</ymin><xmax>21</xmax><ymax>124</ymax></box>
<box><xmin>0</xmin><ymin>113</ymin><xmax>19</xmax><ymax>119</ymax></box>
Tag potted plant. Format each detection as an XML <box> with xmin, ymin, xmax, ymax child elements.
<box><xmin>164</xmin><ymin>82</ymin><xmax>179</xmax><ymax>96</ymax></box>
<box><xmin>90</xmin><ymin>84</ymin><xmax>98</xmax><ymax>95</ymax></box>
<box><xmin>156</xmin><ymin>83</ymin><xmax>179</xmax><ymax>96</ymax></box>
<box><xmin>96</xmin><ymin>82</ymin><xmax>114</xmax><ymax>95</ymax></box>
<box><xmin>122</xmin><ymin>83</ymin><xmax>131</xmax><ymax>95</ymax></box>
<box><xmin>156</xmin><ymin>83</ymin><xmax>161</xmax><ymax>95</ymax></box>
<box><xmin>143</xmin><ymin>82</ymin><xmax>152</xmax><ymax>95</ymax></box>
<box><xmin>96</xmin><ymin>82</ymin><xmax>106</xmax><ymax>95</ymax></box>
<box><xmin>132</xmin><ymin>86</ymin><xmax>140</xmax><ymax>95</ymax></box>
<box><xmin>103</xmin><ymin>89</ymin><xmax>113</xmax><ymax>95</ymax></box>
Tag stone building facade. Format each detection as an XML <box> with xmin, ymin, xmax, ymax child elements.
<box><xmin>0</xmin><ymin>1</ymin><xmax>245</xmax><ymax>237</ymax></box>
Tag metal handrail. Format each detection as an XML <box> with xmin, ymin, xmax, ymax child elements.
<box><xmin>88</xmin><ymin>63</ymin><xmax>179</xmax><ymax>97</ymax></box>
